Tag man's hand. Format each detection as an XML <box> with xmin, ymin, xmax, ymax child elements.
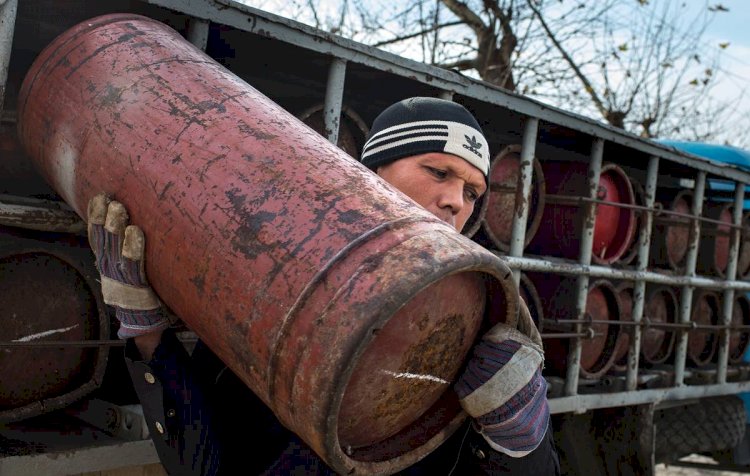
<box><xmin>454</xmin><ymin>300</ymin><xmax>549</xmax><ymax>458</ymax></box>
<box><xmin>87</xmin><ymin>193</ymin><xmax>169</xmax><ymax>346</ymax></box>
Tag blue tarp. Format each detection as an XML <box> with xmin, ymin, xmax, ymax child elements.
<box><xmin>660</xmin><ymin>140</ymin><xmax>750</xmax><ymax>210</ymax></box>
<box><xmin>658</xmin><ymin>140</ymin><xmax>750</xmax><ymax>172</ymax></box>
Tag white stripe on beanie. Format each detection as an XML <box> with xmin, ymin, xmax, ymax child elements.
<box><xmin>362</xmin><ymin>120</ymin><xmax>489</xmax><ymax>176</ymax></box>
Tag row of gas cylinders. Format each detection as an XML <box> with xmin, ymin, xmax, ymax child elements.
<box><xmin>519</xmin><ymin>272</ymin><xmax>750</xmax><ymax>379</ymax></box>
<box><xmin>467</xmin><ymin>145</ymin><xmax>750</xmax><ymax>277</ymax></box>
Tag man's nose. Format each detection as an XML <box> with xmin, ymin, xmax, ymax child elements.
<box><xmin>436</xmin><ymin>183</ymin><xmax>464</xmax><ymax>216</ymax></box>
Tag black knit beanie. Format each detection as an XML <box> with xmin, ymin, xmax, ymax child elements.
<box><xmin>361</xmin><ymin>97</ymin><xmax>490</xmax><ymax>177</ymax></box>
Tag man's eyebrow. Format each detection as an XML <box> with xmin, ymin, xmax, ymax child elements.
<box><xmin>447</xmin><ymin>165</ymin><xmax>485</xmax><ymax>192</ymax></box>
<box><xmin>422</xmin><ymin>158</ymin><xmax>485</xmax><ymax>190</ymax></box>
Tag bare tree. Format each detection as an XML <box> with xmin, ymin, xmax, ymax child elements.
<box><xmin>241</xmin><ymin>0</ymin><xmax>747</xmax><ymax>146</ymax></box>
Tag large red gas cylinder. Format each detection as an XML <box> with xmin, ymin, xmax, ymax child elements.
<box><xmin>527</xmin><ymin>161</ymin><xmax>636</xmax><ymax>264</ymax></box>
<box><xmin>16</xmin><ymin>15</ymin><xmax>519</xmax><ymax>474</ymax></box>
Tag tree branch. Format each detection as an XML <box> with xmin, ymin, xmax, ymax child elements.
<box><xmin>440</xmin><ymin>0</ymin><xmax>487</xmax><ymax>34</ymax></box>
<box><xmin>526</xmin><ymin>0</ymin><xmax>609</xmax><ymax>121</ymax></box>
<box><xmin>372</xmin><ymin>20</ymin><xmax>463</xmax><ymax>47</ymax></box>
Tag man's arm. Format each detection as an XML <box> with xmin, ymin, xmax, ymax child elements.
<box><xmin>454</xmin><ymin>299</ymin><xmax>561</xmax><ymax>475</ymax></box>
<box><xmin>87</xmin><ymin>194</ymin><xmax>223</xmax><ymax>474</ymax></box>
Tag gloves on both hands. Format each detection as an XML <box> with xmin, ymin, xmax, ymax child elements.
<box><xmin>454</xmin><ymin>299</ymin><xmax>549</xmax><ymax>458</ymax></box>
<box><xmin>87</xmin><ymin>193</ymin><xmax>169</xmax><ymax>339</ymax></box>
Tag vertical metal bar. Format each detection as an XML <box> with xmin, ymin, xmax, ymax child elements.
<box><xmin>186</xmin><ymin>18</ymin><xmax>210</xmax><ymax>51</ymax></box>
<box><xmin>565</xmin><ymin>138</ymin><xmax>604</xmax><ymax>396</ymax></box>
<box><xmin>438</xmin><ymin>91</ymin><xmax>454</xmax><ymax>101</ymax></box>
<box><xmin>626</xmin><ymin>156</ymin><xmax>660</xmax><ymax>390</ymax></box>
<box><xmin>0</xmin><ymin>0</ymin><xmax>18</xmax><ymax>115</ymax></box>
<box><xmin>717</xmin><ymin>182</ymin><xmax>745</xmax><ymax>383</ymax></box>
<box><xmin>323</xmin><ymin>58</ymin><xmax>347</xmax><ymax>145</ymax></box>
<box><xmin>509</xmin><ymin>118</ymin><xmax>539</xmax><ymax>287</ymax></box>
<box><xmin>673</xmin><ymin>171</ymin><xmax>706</xmax><ymax>386</ymax></box>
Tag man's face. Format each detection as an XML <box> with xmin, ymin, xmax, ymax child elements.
<box><xmin>377</xmin><ymin>152</ymin><xmax>487</xmax><ymax>232</ymax></box>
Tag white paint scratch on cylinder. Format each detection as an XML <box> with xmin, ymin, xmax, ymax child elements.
<box><xmin>13</xmin><ymin>324</ymin><xmax>80</xmax><ymax>342</ymax></box>
<box><xmin>55</xmin><ymin>133</ymin><xmax>78</xmax><ymax>208</ymax></box>
<box><xmin>381</xmin><ymin>370</ymin><xmax>449</xmax><ymax>384</ymax></box>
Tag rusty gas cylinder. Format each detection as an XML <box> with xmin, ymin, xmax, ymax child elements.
<box><xmin>688</xmin><ymin>291</ymin><xmax>720</xmax><ymax>367</ymax></box>
<box><xmin>739</xmin><ymin>212</ymin><xmax>750</xmax><ymax>280</ymax></box>
<box><xmin>640</xmin><ymin>286</ymin><xmax>678</xmax><ymax>365</ymax></box>
<box><xmin>729</xmin><ymin>294</ymin><xmax>750</xmax><ymax>364</ymax></box>
<box><xmin>611</xmin><ymin>282</ymin><xmax>634</xmax><ymax>372</ymax></box>
<box><xmin>519</xmin><ymin>272</ymin><xmax>544</xmax><ymax>328</ymax></box>
<box><xmin>651</xmin><ymin>190</ymin><xmax>692</xmax><ymax>271</ymax></box>
<box><xmin>297</xmin><ymin>103</ymin><xmax>369</xmax><ymax>160</ymax></box>
<box><xmin>527</xmin><ymin>161</ymin><xmax>636</xmax><ymax>264</ymax></box>
<box><xmin>618</xmin><ymin>181</ymin><xmax>646</xmax><ymax>266</ymax></box>
<box><xmin>17</xmin><ymin>15</ymin><xmax>519</xmax><ymax>474</ymax></box>
<box><xmin>697</xmin><ymin>202</ymin><xmax>734</xmax><ymax>277</ymax></box>
<box><xmin>529</xmin><ymin>273</ymin><xmax>621</xmax><ymax>379</ymax></box>
<box><xmin>482</xmin><ymin>145</ymin><xmax>545</xmax><ymax>251</ymax></box>
<box><xmin>0</xmin><ymin>228</ymin><xmax>109</xmax><ymax>423</ymax></box>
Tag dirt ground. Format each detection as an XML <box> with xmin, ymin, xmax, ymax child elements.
<box><xmin>656</xmin><ymin>455</ymin><xmax>749</xmax><ymax>475</ymax></box>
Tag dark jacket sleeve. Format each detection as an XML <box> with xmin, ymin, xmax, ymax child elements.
<box><xmin>124</xmin><ymin>329</ymin><xmax>223</xmax><ymax>476</ymax></box>
<box><xmin>401</xmin><ymin>420</ymin><xmax>560</xmax><ymax>476</ymax></box>
<box><xmin>466</xmin><ymin>424</ymin><xmax>561</xmax><ymax>475</ymax></box>
<box><xmin>124</xmin><ymin>329</ymin><xmax>302</xmax><ymax>475</ymax></box>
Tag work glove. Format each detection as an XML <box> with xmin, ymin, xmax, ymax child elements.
<box><xmin>87</xmin><ymin>193</ymin><xmax>169</xmax><ymax>339</ymax></box>
<box><xmin>454</xmin><ymin>299</ymin><xmax>549</xmax><ymax>458</ymax></box>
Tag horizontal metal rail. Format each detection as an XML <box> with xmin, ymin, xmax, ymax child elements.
<box><xmin>0</xmin><ymin>340</ymin><xmax>126</xmax><ymax>348</ymax></box>
<box><xmin>0</xmin><ymin>194</ymin><xmax>85</xmax><ymax>234</ymax></box>
<box><xmin>548</xmin><ymin>380</ymin><xmax>750</xmax><ymax>414</ymax></box>
<box><xmin>541</xmin><ymin>331</ymin><xmax>600</xmax><ymax>339</ymax></box>
<box><xmin>542</xmin><ymin>318</ymin><xmax>750</xmax><ymax>331</ymax></box>
<box><xmin>499</xmin><ymin>255</ymin><xmax>750</xmax><ymax>290</ymax></box>
<box><xmin>544</xmin><ymin>193</ymin><xmax>748</xmax><ymax>232</ymax></box>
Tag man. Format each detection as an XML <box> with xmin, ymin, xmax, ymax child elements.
<box><xmin>88</xmin><ymin>97</ymin><xmax>560</xmax><ymax>475</ymax></box>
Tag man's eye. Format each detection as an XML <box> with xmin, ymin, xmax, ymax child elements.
<box><xmin>427</xmin><ymin>167</ymin><xmax>447</xmax><ymax>179</ymax></box>
<box><xmin>465</xmin><ymin>189</ymin><xmax>479</xmax><ymax>202</ymax></box>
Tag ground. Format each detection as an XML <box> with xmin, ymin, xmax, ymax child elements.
<box><xmin>657</xmin><ymin>455</ymin><xmax>749</xmax><ymax>475</ymax></box>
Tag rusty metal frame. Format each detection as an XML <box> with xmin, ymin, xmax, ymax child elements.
<box><xmin>137</xmin><ymin>0</ymin><xmax>750</xmax><ymax>412</ymax></box>
<box><xmin>0</xmin><ymin>195</ymin><xmax>85</xmax><ymax>234</ymax></box>
<box><xmin>146</xmin><ymin>0</ymin><xmax>750</xmax><ymax>185</ymax></box>
<box><xmin>717</xmin><ymin>184</ymin><xmax>747</xmax><ymax>383</ymax></box>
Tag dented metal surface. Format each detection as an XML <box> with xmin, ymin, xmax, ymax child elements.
<box><xmin>16</xmin><ymin>15</ymin><xmax>519</xmax><ymax>473</ymax></box>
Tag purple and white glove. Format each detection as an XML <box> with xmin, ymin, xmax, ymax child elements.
<box><xmin>87</xmin><ymin>193</ymin><xmax>169</xmax><ymax>339</ymax></box>
<box><xmin>454</xmin><ymin>300</ymin><xmax>549</xmax><ymax>458</ymax></box>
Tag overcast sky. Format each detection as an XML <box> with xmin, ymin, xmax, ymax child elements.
<box><xmin>238</xmin><ymin>0</ymin><xmax>749</xmax><ymax>145</ymax></box>
<box><xmin>698</xmin><ymin>0</ymin><xmax>750</xmax><ymax>106</ymax></box>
